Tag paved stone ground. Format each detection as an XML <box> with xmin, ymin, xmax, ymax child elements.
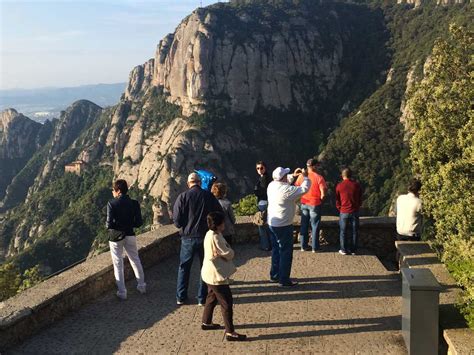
<box><xmin>10</xmin><ymin>244</ymin><xmax>406</xmax><ymax>354</ymax></box>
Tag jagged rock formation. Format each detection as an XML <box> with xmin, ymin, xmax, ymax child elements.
<box><xmin>0</xmin><ymin>109</ymin><xmax>51</xmax><ymax>201</ymax></box>
<box><xmin>126</xmin><ymin>7</ymin><xmax>345</xmax><ymax>116</ymax></box>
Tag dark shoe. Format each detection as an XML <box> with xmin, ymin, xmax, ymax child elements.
<box><xmin>300</xmin><ymin>246</ymin><xmax>311</xmax><ymax>251</ymax></box>
<box><xmin>280</xmin><ymin>281</ymin><xmax>298</xmax><ymax>287</ymax></box>
<box><xmin>225</xmin><ymin>333</ymin><xmax>247</xmax><ymax>341</ymax></box>
<box><xmin>269</xmin><ymin>278</ymin><xmax>279</xmax><ymax>283</ymax></box>
<box><xmin>177</xmin><ymin>299</ymin><xmax>185</xmax><ymax>306</ymax></box>
<box><xmin>201</xmin><ymin>323</ymin><xmax>220</xmax><ymax>330</ymax></box>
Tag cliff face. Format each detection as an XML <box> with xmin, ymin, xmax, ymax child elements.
<box><xmin>0</xmin><ymin>109</ymin><xmax>50</xmax><ymax>201</ymax></box>
<box><xmin>113</xmin><ymin>1</ymin><xmax>389</xmax><ymax>224</ymax></box>
<box><xmin>126</xmin><ymin>5</ymin><xmax>355</xmax><ymax>116</ymax></box>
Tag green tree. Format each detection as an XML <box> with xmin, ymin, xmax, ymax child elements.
<box><xmin>19</xmin><ymin>265</ymin><xmax>44</xmax><ymax>292</ymax></box>
<box><xmin>406</xmin><ymin>24</ymin><xmax>473</xmax><ymax>328</ymax></box>
<box><xmin>0</xmin><ymin>263</ymin><xmax>21</xmax><ymax>301</ymax></box>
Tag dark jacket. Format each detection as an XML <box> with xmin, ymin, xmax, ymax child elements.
<box><xmin>173</xmin><ymin>185</ymin><xmax>223</xmax><ymax>239</ymax></box>
<box><xmin>254</xmin><ymin>172</ymin><xmax>271</xmax><ymax>202</ymax></box>
<box><xmin>106</xmin><ymin>194</ymin><xmax>143</xmax><ymax>236</ymax></box>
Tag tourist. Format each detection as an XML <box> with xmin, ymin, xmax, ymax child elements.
<box><xmin>254</xmin><ymin>160</ymin><xmax>272</xmax><ymax>251</ymax></box>
<box><xmin>267</xmin><ymin>167</ymin><xmax>311</xmax><ymax>287</ymax></box>
<box><xmin>201</xmin><ymin>211</ymin><xmax>246</xmax><ymax>341</ymax></box>
<box><xmin>106</xmin><ymin>179</ymin><xmax>146</xmax><ymax>300</ymax></box>
<box><xmin>295</xmin><ymin>158</ymin><xmax>327</xmax><ymax>252</ymax></box>
<box><xmin>173</xmin><ymin>172</ymin><xmax>223</xmax><ymax>306</ymax></box>
<box><xmin>335</xmin><ymin>168</ymin><xmax>363</xmax><ymax>255</ymax></box>
<box><xmin>211</xmin><ymin>182</ymin><xmax>236</xmax><ymax>245</ymax></box>
<box><xmin>396</xmin><ymin>179</ymin><xmax>423</xmax><ymax>241</ymax></box>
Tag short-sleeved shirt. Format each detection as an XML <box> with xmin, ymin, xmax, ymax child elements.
<box><xmin>296</xmin><ymin>171</ymin><xmax>327</xmax><ymax>206</ymax></box>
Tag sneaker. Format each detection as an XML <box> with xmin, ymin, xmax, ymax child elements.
<box><xmin>301</xmin><ymin>246</ymin><xmax>311</xmax><ymax>251</ymax></box>
<box><xmin>198</xmin><ymin>302</ymin><xmax>205</xmax><ymax>307</ymax></box>
<box><xmin>137</xmin><ymin>285</ymin><xmax>147</xmax><ymax>294</ymax></box>
<box><xmin>280</xmin><ymin>281</ymin><xmax>298</xmax><ymax>287</ymax></box>
<box><xmin>339</xmin><ymin>250</ymin><xmax>348</xmax><ymax>255</ymax></box>
<box><xmin>269</xmin><ymin>278</ymin><xmax>279</xmax><ymax>283</ymax></box>
<box><xmin>177</xmin><ymin>300</ymin><xmax>185</xmax><ymax>306</ymax></box>
<box><xmin>116</xmin><ymin>292</ymin><xmax>127</xmax><ymax>300</ymax></box>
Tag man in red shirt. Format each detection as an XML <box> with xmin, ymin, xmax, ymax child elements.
<box><xmin>296</xmin><ymin>159</ymin><xmax>327</xmax><ymax>252</ymax></box>
<box><xmin>335</xmin><ymin>168</ymin><xmax>363</xmax><ymax>255</ymax></box>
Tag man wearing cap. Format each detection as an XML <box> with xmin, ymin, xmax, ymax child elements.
<box><xmin>295</xmin><ymin>159</ymin><xmax>327</xmax><ymax>252</ymax></box>
<box><xmin>173</xmin><ymin>172</ymin><xmax>223</xmax><ymax>305</ymax></box>
<box><xmin>267</xmin><ymin>167</ymin><xmax>311</xmax><ymax>287</ymax></box>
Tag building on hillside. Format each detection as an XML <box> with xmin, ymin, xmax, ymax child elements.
<box><xmin>64</xmin><ymin>160</ymin><xmax>86</xmax><ymax>175</ymax></box>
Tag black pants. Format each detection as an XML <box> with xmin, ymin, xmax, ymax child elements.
<box><xmin>396</xmin><ymin>233</ymin><xmax>421</xmax><ymax>241</ymax></box>
<box><xmin>202</xmin><ymin>284</ymin><xmax>234</xmax><ymax>333</ymax></box>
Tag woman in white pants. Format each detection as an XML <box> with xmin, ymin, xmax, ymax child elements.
<box><xmin>107</xmin><ymin>179</ymin><xmax>146</xmax><ymax>300</ymax></box>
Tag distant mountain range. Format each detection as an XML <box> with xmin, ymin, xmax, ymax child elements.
<box><xmin>0</xmin><ymin>83</ymin><xmax>126</xmax><ymax>123</ymax></box>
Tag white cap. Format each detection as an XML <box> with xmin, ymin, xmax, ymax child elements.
<box><xmin>272</xmin><ymin>167</ymin><xmax>291</xmax><ymax>181</ymax></box>
<box><xmin>258</xmin><ymin>200</ymin><xmax>268</xmax><ymax>208</ymax></box>
<box><xmin>187</xmin><ymin>172</ymin><xmax>201</xmax><ymax>183</ymax></box>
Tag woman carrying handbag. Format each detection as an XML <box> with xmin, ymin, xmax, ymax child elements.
<box><xmin>200</xmin><ymin>211</ymin><xmax>247</xmax><ymax>341</ymax></box>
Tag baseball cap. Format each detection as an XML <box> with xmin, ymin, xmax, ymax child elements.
<box><xmin>272</xmin><ymin>167</ymin><xmax>291</xmax><ymax>181</ymax></box>
<box><xmin>187</xmin><ymin>172</ymin><xmax>201</xmax><ymax>183</ymax></box>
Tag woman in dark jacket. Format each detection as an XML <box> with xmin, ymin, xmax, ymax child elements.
<box><xmin>254</xmin><ymin>161</ymin><xmax>272</xmax><ymax>251</ymax></box>
<box><xmin>107</xmin><ymin>179</ymin><xmax>146</xmax><ymax>300</ymax></box>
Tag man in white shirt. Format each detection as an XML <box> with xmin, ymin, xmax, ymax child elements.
<box><xmin>267</xmin><ymin>167</ymin><xmax>311</xmax><ymax>287</ymax></box>
<box><xmin>396</xmin><ymin>179</ymin><xmax>423</xmax><ymax>241</ymax></box>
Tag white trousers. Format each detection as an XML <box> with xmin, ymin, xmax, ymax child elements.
<box><xmin>109</xmin><ymin>236</ymin><xmax>146</xmax><ymax>296</ymax></box>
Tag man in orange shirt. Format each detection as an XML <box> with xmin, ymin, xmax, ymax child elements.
<box><xmin>295</xmin><ymin>159</ymin><xmax>327</xmax><ymax>252</ymax></box>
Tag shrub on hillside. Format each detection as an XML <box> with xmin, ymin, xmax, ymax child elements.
<box><xmin>406</xmin><ymin>24</ymin><xmax>473</xmax><ymax>328</ymax></box>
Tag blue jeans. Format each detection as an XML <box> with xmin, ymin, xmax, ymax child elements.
<box><xmin>176</xmin><ymin>237</ymin><xmax>207</xmax><ymax>303</ymax></box>
<box><xmin>268</xmin><ymin>225</ymin><xmax>294</xmax><ymax>285</ymax></box>
<box><xmin>339</xmin><ymin>212</ymin><xmax>359</xmax><ymax>253</ymax></box>
<box><xmin>300</xmin><ymin>204</ymin><xmax>322</xmax><ymax>250</ymax></box>
<box><xmin>258</xmin><ymin>204</ymin><xmax>271</xmax><ymax>250</ymax></box>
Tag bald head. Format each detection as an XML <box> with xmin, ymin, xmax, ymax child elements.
<box><xmin>341</xmin><ymin>168</ymin><xmax>352</xmax><ymax>179</ymax></box>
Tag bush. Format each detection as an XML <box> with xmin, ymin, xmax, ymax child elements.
<box><xmin>233</xmin><ymin>195</ymin><xmax>258</xmax><ymax>216</ymax></box>
<box><xmin>406</xmin><ymin>24</ymin><xmax>473</xmax><ymax>328</ymax></box>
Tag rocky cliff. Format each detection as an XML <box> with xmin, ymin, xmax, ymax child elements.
<box><xmin>126</xmin><ymin>6</ymin><xmax>346</xmax><ymax>116</ymax></box>
<box><xmin>0</xmin><ymin>109</ymin><xmax>51</xmax><ymax>201</ymax></box>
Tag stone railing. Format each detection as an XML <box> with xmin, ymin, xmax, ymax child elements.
<box><xmin>0</xmin><ymin>216</ymin><xmax>395</xmax><ymax>351</ymax></box>
<box><xmin>396</xmin><ymin>241</ymin><xmax>474</xmax><ymax>355</ymax></box>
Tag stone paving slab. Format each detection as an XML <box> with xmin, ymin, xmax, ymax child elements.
<box><xmin>9</xmin><ymin>245</ymin><xmax>406</xmax><ymax>354</ymax></box>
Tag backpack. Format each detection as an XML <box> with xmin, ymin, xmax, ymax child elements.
<box><xmin>195</xmin><ymin>169</ymin><xmax>217</xmax><ymax>191</ymax></box>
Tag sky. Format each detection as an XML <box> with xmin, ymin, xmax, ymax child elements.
<box><xmin>0</xmin><ymin>0</ymin><xmax>224</xmax><ymax>90</ymax></box>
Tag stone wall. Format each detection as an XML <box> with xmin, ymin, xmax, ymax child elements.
<box><xmin>0</xmin><ymin>216</ymin><xmax>393</xmax><ymax>350</ymax></box>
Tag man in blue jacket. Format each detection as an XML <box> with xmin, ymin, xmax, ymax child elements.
<box><xmin>173</xmin><ymin>172</ymin><xmax>223</xmax><ymax>306</ymax></box>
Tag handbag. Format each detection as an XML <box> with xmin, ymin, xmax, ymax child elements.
<box><xmin>252</xmin><ymin>210</ymin><xmax>267</xmax><ymax>226</ymax></box>
<box><xmin>108</xmin><ymin>229</ymin><xmax>126</xmax><ymax>242</ymax></box>
<box><xmin>211</xmin><ymin>256</ymin><xmax>237</xmax><ymax>282</ymax></box>
<box><xmin>210</xmin><ymin>237</ymin><xmax>236</xmax><ymax>281</ymax></box>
